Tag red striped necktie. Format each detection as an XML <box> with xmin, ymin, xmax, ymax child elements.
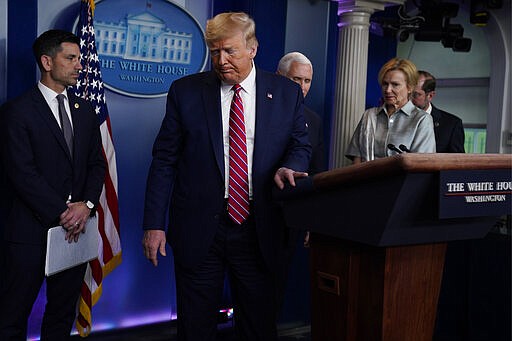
<box><xmin>228</xmin><ymin>84</ymin><xmax>250</xmax><ymax>224</ymax></box>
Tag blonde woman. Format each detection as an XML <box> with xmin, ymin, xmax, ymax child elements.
<box><xmin>346</xmin><ymin>58</ymin><xmax>436</xmax><ymax>163</ymax></box>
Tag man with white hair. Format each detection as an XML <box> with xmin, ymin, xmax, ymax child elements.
<box><xmin>276</xmin><ymin>52</ymin><xmax>325</xmax><ymax>314</ymax></box>
<box><xmin>277</xmin><ymin>52</ymin><xmax>324</xmax><ymax>174</ymax></box>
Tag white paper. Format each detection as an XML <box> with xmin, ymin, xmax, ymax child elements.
<box><xmin>45</xmin><ymin>216</ymin><xmax>99</xmax><ymax>276</ymax></box>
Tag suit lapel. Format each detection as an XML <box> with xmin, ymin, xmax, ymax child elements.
<box><xmin>202</xmin><ymin>72</ymin><xmax>224</xmax><ymax>178</ymax></box>
<box><xmin>431</xmin><ymin>105</ymin><xmax>441</xmax><ymax>126</ymax></box>
<box><xmin>430</xmin><ymin>105</ymin><xmax>442</xmax><ymax>151</ymax></box>
<box><xmin>68</xmin><ymin>92</ymin><xmax>86</xmax><ymax>164</ymax></box>
<box><xmin>32</xmin><ymin>87</ymin><xmax>73</xmax><ymax>162</ymax></box>
<box><xmin>254</xmin><ymin>70</ymin><xmax>274</xmax><ymax>170</ymax></box>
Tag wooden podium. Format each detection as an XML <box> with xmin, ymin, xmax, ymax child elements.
<box><xmin>278</xmin><ymin>153</ymin><xmax>512</xmax><ymax>341</ymax></box>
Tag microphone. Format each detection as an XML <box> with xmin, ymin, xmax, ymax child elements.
<box><xmin>399</xmin><ymin>144</ymin><xmax>411</xmax><ymax>153</ymax></box>
<box><xmin>387</xmin><ymin>143</ymin><xmax>402</xmax><ymax>154</ymax></box>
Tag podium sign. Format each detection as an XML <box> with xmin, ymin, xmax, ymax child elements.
<box><xmin>439</xmin><ymin>169</ymin><xmax>511</xmax><ymax>219</ymax></box>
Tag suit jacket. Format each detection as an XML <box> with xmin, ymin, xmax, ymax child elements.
<box><xmin>431</xmin><ymin>104</ymin><xmax>465</xmax><ymax>153</ymax></box>
<box><xmin>0</xmin><ymin>86</ymin><xmax>105</xmax><ymax>244</ymax></box>
<box><xmin>143</xmin><ymin>69</ymin><xmax>311</xmax><ymax>270</ymax></box>
<box><xmin>303</xmin><ymin>106</ymin><xmax>325</xmax><ymax>174</ymax></box>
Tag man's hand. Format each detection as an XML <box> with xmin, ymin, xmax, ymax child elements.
<box><xmin>59</xmin><ymin>202</ymin><xmax>91</xmax><ymax>243</ymax></box>
<box><xmin>273</xmin><ymin>167</ymin><xmax>308</xmax><ymax>190</ymax></box>
<box><xmin>142</xmin><ymin>230</ymin><xmax>167</xmax><ymax>267</ymax></box>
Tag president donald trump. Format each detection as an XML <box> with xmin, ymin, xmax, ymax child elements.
<box><xmin>142</xmin><ymin>11</ymin><xmax>311</xmax><ymax>341</ymax></box>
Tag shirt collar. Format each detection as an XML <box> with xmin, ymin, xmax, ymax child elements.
<box><xmin>399</xmin><ymin>100</ymin><xmax>417</xmax><ymax>116</ymax></box>
<box><xmin>379</xmin><ymin>100</ymin><xmax>416</xmax><ymax>117</ymax></box>
<box><xmin>425</xmin><ymin>103</ymin><xmax>433</xmax><ymax>114</ymax></box>
<box><xmin>38</xmin><ymin>81</ymin><xmax>69</xmax><ymax>102</ymax></box>
<box><xmin>220</xmin><ymin>62</ymin><xmax>256</xmax><ymax>96</ymax></box>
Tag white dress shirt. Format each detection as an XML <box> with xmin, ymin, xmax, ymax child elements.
<box><xmin>221</xmin><ymin>64</ymin><xmax>256</xmax><ymax>199</ymax></box>
<box><xmin>37</xmin><ymin>81</ymin><xmax>74</xmax><ymax>129</ymax></box>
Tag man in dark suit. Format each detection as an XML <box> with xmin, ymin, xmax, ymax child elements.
<box><xmin>413</xmin><ymin>70</ymin><xmax>468</xmax><ymax>341</ymax></box>
<box><xmin>412</xmin><ymin>70</ymin><xmax>465</xmax><ymax>153</ymax></box>
<box><xmin>142</xmin><ymin>12</ymin><xmax>311</xmax><ymax>341</ymax></box>
<box><xmin>275</xmin><ymin>51</ymin><xmax>325</xmax><ymax>313</ymax></box>
<box><xmin>277</xmin><ymin>52</ymin><xmax>324</xmax><ymax>174</ymax></box>
<box><xmin>0</xmin><ymin>30</ymin><xmax>105</xmax><ymax>340</ymax></box>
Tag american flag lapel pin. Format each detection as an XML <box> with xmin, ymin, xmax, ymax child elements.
<box><xmin>267</xmin><ymin>92</ymin><xmax>272</xmax><ymax>99</ymax></box>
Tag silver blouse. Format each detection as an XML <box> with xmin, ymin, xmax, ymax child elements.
<box><xmin>346</xmin><ymin>100</ymin><xmax>436</xmax><ymax>162</ymax></box>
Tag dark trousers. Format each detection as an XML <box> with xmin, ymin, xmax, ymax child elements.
<box><xmin>174</xmin><ymin>214</ymin><xmax>277</xmax><ymax>341</ymax></box>
<box><xmin>0</xmin><ymin>241</ymin><xmax>87</xmax><ymax>341</ymax></box>
<box><xmin>275</xmin><ymin>225</ymin><xmax>300</xmax><ymax>314</ymax></box>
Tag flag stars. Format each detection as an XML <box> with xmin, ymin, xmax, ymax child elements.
<box><xmin>77</xmin><ymin>10</ymin><xmax>108</xmax><ymax>120</ymax></box>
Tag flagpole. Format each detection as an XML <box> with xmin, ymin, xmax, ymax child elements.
<box><xmin>74</xmin><ymin>0</ymin><xmax>122</xmax><ymax>336</ymax></box>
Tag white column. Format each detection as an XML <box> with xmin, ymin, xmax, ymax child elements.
<box><xmin>329</xmin><ymin>0</ymin><xmax>404</xmax><ymax>168</ymax></box>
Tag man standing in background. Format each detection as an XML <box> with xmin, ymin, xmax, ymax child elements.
<box><xmin>0</xmin><ymin>29</ymin><xmax>105</xmax><ymax>340</ymax></box>
<box><xmin>276</xmin><ymin>51</ymin><xmax>325</xmax><ymax>313</ymax></box>
<box><xmin>412</xmin><ymin>70</ymin><xmax>465</xmax><ymax>153</ymax></box>
<box><xmin>412</xmin><ymin>70</ymin><xmax>467</xmax><ymax>341</ymax></box>
<box><xmin>277</xmin><ymin>52</ymin><xmax>324</xmax><ymax>174</ymax></box>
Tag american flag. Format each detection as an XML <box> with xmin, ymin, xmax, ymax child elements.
<box><xmin>73</xmin><ymin>0</ymin><xmax>122</xmax><ymax>336</ymax></box>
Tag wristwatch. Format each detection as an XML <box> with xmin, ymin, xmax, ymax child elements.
<box><xmin>83</xmin><ymin>200</ymin><xmax>94</xmax><ymax>210</ymax></box>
